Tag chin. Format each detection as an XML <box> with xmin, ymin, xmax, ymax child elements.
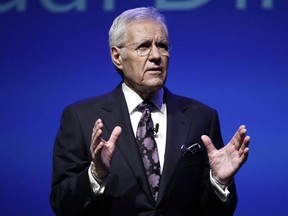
<box><xmin>148</xmin><ymin>80</ymin><xmax>165</xmax><ymax>88</ymax></box>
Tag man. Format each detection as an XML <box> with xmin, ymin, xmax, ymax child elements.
<box><xmin>50</xmin><ymin>7</ymin><xmax>250</xmax><ymax>216</ymax></box>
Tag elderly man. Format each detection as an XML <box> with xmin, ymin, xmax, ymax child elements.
<box><xmin>50</xmin><ymin>7</ymin><xmax>250</xmax><ymax>216</ymax></box>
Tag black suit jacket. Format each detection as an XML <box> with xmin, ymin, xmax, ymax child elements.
<box><xmin>50</xmin><ymin>85</ymin><xmax>237</xmax><ymax>216</ymax></box>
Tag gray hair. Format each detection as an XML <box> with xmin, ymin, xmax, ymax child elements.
<box><xmin>108</xmin><ymin>7</ymin><xmax>168</xmax><ymax>47</ymax></box>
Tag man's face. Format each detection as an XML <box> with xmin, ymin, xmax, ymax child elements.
<box><xmin>112</xmin><ymin>20</ymin><xmax>170</xmax><ymax>98</ymax></box>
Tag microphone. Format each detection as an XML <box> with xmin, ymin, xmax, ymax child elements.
<box><xmin>154</xmin><ymin>123</ymin><xmax>159</xmax><ymax>136</ymax></box>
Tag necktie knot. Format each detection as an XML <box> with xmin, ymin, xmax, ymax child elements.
<box><xmin>137</xmin><ymin>101</ymin><xmax>154</xmax><ymax>113</ymax></box>
<box><xmin>137</xmin><ymin>101</ymin><xmax>154</xmax><ymax>131</ymax></box>
<box><xmin>137</xmin><ymin>101</ymin><xmax>155</xmax><ymax>119</ymax></box>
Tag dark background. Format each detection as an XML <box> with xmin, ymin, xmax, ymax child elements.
<box><xmin>0</xmin><ymin>0</ymin><xmax>287</xmax><ymax>215</ymax></box>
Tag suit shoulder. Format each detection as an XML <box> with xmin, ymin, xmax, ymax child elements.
<box><xmin>169</xmin><ymin>92</ymin><xmax>215</xmax><ymax>112</ymax></box>
<box><xmin>63</xmin><ymin>89</ymin><xmax>120</xmax><ymax>113</ymax></box>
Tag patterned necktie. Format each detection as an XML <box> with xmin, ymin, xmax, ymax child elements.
<box><xmin>136</xmin><ymin>101</ymin><xmax>161</xmax><ymax>201</ymax></box>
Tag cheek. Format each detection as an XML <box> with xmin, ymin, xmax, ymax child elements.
<box><xmin>164</xmin><ymin>56</ymin><xmax>170</xmax><ymax>67</ymax></box>
<box><xmin>161</xmin><ymin>58</ymin><xmax>169</xmax><ymax>74</ymax></box>
<box><xmin>123</xmin><ymin>61</ymin><xmax>145</xmax><ymax>81</ymax></box>
<box><xmin>123</xmin><ymin>54</ymin><xmax>144</xmax><ymax>69</ymax></box>
<box><xmin>130</xmin><ymin>61</ymin><xmax>146</xmax><ymax>77</ymax></box>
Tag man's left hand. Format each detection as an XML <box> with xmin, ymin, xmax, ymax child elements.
<box><xmin>201</xmin><ymin>125</ymin><xmax>250</xmax><ymax>185</ymax></box>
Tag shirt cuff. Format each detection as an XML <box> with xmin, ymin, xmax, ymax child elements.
<box><xmin>210</xmin><ymin>170</ymin><xmax>231</xmax><ymax>202</ymax></box>
<box><xmin>88</xmin><ymin>164</ymin><xmax>107</xmax><ymax>195</ymax></box>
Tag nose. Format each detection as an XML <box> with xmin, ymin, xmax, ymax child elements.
<box><xmin>148</xmin><ymin>44</ymin><xmax>161</xmax><ymax>60</ymax></box>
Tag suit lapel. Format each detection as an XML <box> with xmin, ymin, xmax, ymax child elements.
<box><xmin>100</xmin><ymin>86</ymin><xmax>154</xmax><ymax>202</ymax></box>
<box><xmin>157</xmin><ymin>90</ymin><xmax>190</xmax><ymax>204</ymax></box>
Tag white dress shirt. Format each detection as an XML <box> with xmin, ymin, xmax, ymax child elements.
<box><xmin>121</xmin><ymin>82</ymin><xmax>167</xmax><ymax>172</ymax></box>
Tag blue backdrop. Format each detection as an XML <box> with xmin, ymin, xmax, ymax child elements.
<box><xmin>1</xmin><ymin>0</ymin><xmax>287</xmax><ymax>215</ymax></box>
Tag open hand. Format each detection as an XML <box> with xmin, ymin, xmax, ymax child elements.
<box><xmin>90</xmin><ymin>119</ymin><xmax>122</xmax><ymax>179</ymax></box>
<box><xmin>201</xmin><ymin>125</ymin><xmax>250</xmax><ymax>185</ymax></box>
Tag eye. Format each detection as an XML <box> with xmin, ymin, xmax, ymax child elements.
<box><xmin>157</xmin><ymin>41</ymin><xmax>169</xmax><ymax>51</ymax></box>
<box><xmin>136</xmin><ymin>41</ymin><xmax>152</xmax><ymax>51</ymax></box>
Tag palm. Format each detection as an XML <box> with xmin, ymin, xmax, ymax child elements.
<box><xmin>202</xmin><ymin>125</ymin><xmax>250</xmax><ymax>184</ymax></box>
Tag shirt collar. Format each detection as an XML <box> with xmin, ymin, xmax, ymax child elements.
<box><xmin>121</xmin><ymin>82</ymin><xmax>164</xmax><ymax>114</ymax></box>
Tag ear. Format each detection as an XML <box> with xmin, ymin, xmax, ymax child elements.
<box><xmin>110</xmin><ymin>46</ymin><xmax>123</xmax><ymax>71</ymax></box>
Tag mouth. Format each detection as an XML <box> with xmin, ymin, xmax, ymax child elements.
<box><xmin>145</xmin><ymin>67</ymin><xmax>163</xmax><ymax>73</ymax></box>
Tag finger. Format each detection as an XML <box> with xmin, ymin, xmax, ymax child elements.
<box><xmin>94</xmin><ymin>141</ymin><xmax>104</xmax><ymax>154</ymax></box>
<box><xmin>90</xmin><ymin>119</ymin><xmax>103</xmax><ymax>152</ymax></box>
<box><xmin>108</xmin><ymin>126</ymin><xmax>122</xmax><ymax>146</ymax></box>
<box><xmin>93</xmin><ymin>142</ymin><xmax>105</xmax><ymax>161</ymax></box>
<box><xmin>239</xmin><ymin>135</ymin><xmax>250</xmax><ymax>157</ymax></box>
<box><xmin>231</xmin><ymin>125</ymin><xmax>247</xmax><ymax>150</ymax></box>
<box><xmin>92</xmin><ymin>119</ymin><xmax>102</xmax><ymax>134</ymax></box>
<box><xmin>92</xmin><ymin>119</ymin><xmax>102</xmax><ymax>135</ymax></box>
<box><xmin>238</xmin><ymin>146</ymin><xmax>249</xmax><ymax>164</ymax></box>
<box><xmin>92</xmin><ymin>127</ymin><xmax>103</xmax><ymax>146</ymax></box>
<box><xmin>201</xmin><ymin>135</ymin><xmax>216</xmax><ymax>154</ymax></box>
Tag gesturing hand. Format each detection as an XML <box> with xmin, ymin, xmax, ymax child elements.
<box><xmin>90</xmin><ymin>119</ymin><xmax>122</xmax><ymax>179</ymax></box>
<box><xmin>201</xmin><ymin>125</ymin><xmax>250</xmax><ymax>185</ymax></box>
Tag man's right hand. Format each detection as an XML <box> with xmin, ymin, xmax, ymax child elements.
<box><xmin>90</xmin><ymin>119</ymin><xmax>122</xmax><ymax>180</ymax></box>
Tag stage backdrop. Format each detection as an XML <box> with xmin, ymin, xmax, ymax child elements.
<box><xmin>1</xmin><ymin>1</ymin><xmax>287</xmax><ymax>215</ymax></box>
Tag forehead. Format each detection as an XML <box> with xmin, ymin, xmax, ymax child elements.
<box><xmin>126</xmin><ymin>20</ymin><xmax>168</xmax><ymax>42</ymax></box>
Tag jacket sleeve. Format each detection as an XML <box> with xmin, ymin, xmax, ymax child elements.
<box><xmin>201</xmin><ymin>109</ymin><xmax>238</xmax><ymax>216</ymax></box>
<box><xmin>50</xmin><ymin>106</ymin><xmax>101</xmax><ymax>216</ymax></box>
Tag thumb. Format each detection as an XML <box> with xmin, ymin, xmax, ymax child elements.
<box><xmin>201</xmin><ymin>135</ymin><xmax>216</xmax><ymax>154</ymax></box>
<box><xmin>108</xmin><ymin>126</ymin><xmax>122</xmax><ymax>144</ymax></box>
